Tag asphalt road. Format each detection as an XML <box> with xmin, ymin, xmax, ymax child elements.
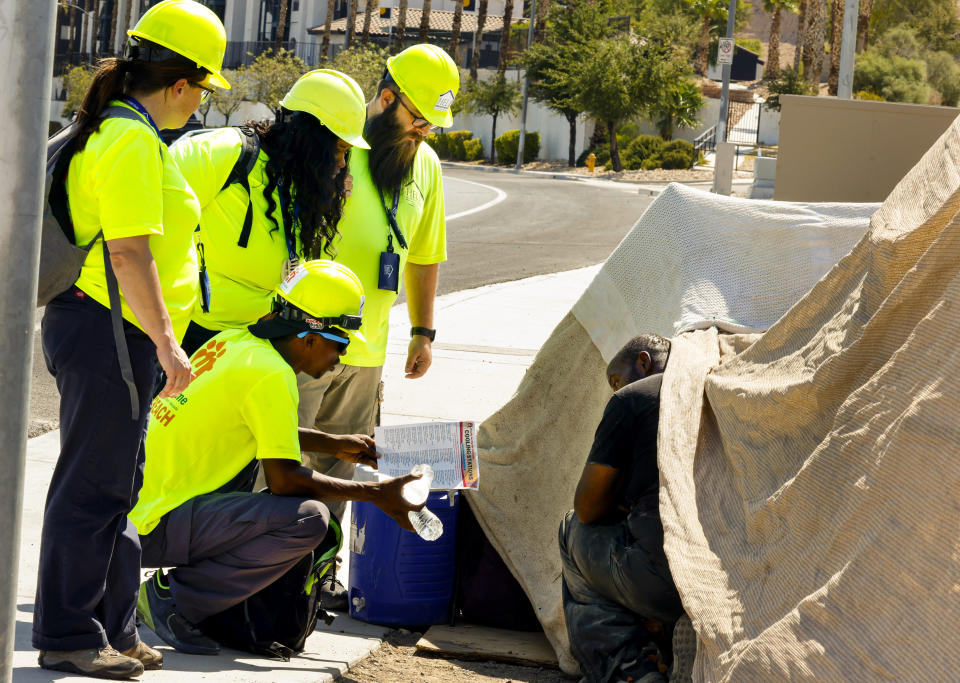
<box><xmin>28</xmin><ymin>167</ymin><xmax>654</xmax><ymax>435</ymax></box>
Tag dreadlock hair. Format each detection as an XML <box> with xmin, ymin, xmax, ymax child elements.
<box><xmin>249</xmin><ymin>110</ymin><xmax>347</xmax><ymax>260</ymax></box>
<box><xmin>73</xmin><ymin>39</ymin><xmax>208</xmax><ymax>151</ymax></box>
<box><xmin>612</xmin><ymin>334</ymin><xmax>672</xmax><ymax>374</ymax></box>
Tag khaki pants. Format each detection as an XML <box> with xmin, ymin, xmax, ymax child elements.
<box><xmin>256</xmin><ymin>364</ymin><xmax>384</xmax><ymax>520</ymax></box>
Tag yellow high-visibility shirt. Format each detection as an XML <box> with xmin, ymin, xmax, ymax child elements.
<box><xmin>130</xmin><ymin>328</ymin><xmax>301</xmax><ymax>535</ymax></box>
<box><xmin>170</xmin><ymin>127</ymin><xmax>295</xmax><ymax>332</ymax></box>
<box><xmin>332</xmin><ymin>144</ymin><xmax>447</xmax><ymax>367</ymax></box>
<box><xmin>69</xmin><ymin>100</ymin><xmax>200</xmax><ymax>342</ymax></box>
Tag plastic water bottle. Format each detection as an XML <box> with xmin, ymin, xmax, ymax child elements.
<box><xmin>401</xmin><ymin>464</ymin><xmax>443</xmax><ymax>541</ymax></box>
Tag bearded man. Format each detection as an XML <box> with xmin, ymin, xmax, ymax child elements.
<box><xmin>296</xmin><ymin>44</ymin><xmax>459</xmax><ymax>544</ymax></box>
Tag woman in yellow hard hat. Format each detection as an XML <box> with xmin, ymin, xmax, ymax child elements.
<box><xmin>169</xmin><ymin>68</ymin><xmax>369</xmax><ymax>357</ymax></box>
<box><xmin>34</xmin><ymin>1</ymin><xmax>230</xmax><ymax>678</ymax></box>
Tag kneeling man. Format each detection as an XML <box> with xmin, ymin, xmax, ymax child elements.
<box><xmin>130</xmin><ymin>260</ymin><xmax>421</xmax><ymax>655</ymax></box>
<box><xmin>559</xmin><ymin>334</ymin><xmax>685</xmax><ymax>683</ymax></box>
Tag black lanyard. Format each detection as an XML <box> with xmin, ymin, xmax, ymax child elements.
<box><xmin>277</xmin><ymin>180</ymin><xmax>298</xmax><ymax>261</ymax></box>
<box><xmin>378</xmin><ymin>184</ymin><xmax>408</xmax><ymax>253</ymax></box>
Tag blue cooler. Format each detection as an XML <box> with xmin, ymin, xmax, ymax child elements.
<box><xmin>348</xmin><ymin>490</ymin><xmax>459</xmax><ymax>626</ymax></box>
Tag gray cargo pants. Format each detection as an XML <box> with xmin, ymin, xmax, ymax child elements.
<box><xmin>140</xmin><ymin>491</ymin><xmax>329</xmax><ymax>624</ymax></box>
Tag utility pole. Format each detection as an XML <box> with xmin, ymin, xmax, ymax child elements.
<box><xmin>0</xmin><ymin>1</ymin><xmax>57</xmax><ymax>681</ymax></box>
<box><xmin>837</xmin><ymin>0</ymin><xmax>858</xmax><ymax>98</ymax></box>
<box><xmin>712</xmin><ymin>0</ymin><xmax>737</xmax><ymax>194</ymax></box>
<box><xmin>515</xmin><ymin>0</ymin><xmax>536</xmax><ymax>172</ymax></box>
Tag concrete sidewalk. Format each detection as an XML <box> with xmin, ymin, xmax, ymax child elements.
<box><xmin>11</xmin><ymin>265</ymin><xmax>599</xmax><ymax>682</ymax></box>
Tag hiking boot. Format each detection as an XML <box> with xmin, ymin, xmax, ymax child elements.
<box><xmin>668</xmin><ymin>614</ymin><xmax>696</xmax><ymax>683</ymax></box>
<box><xmin>38</xmin><ymin>647</ymin><xmax>144</xmax><ymax>680</ymax></box>
<box><xmin>137</xmin><ymin>570</ymin><xmax>220</xmax><ymax>656</ymax></box>
<box><xmin>319</xmin><ymin>571</ymin><xmax>348</xmax><ymax>612</ymax></box>
<box><xmin>120</xmin><ymin>640</ymin><xmax>163</xmax><ymax>670</ymax></box>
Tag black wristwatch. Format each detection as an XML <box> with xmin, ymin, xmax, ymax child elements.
<box><xmin>410</xmin><ymin>326</ymin><xmax>436</xmax><ymax>342</ymax></box>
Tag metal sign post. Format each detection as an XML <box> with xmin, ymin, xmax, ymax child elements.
<box><xmin>712</xmin><ymin>0</ymin><xmax>738</xmax><ymax>193</ymax></box>
<box><xmin>0</xmin><ymin>2</ymin><xmax>57</xmax><ymax>680</ymax></box>
<box><xmin>515</xmin><ymin>0</ymin><xmax>536</xmax><ymax>172</ymax></box>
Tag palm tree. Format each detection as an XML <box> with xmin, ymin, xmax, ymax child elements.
<box><xmin>418</xmin><ymin>0</ymin><xmax>432</xmax><ymax>42</ymax></box>
<box><xmin>394</xmin><ymin>0</ymin><xmax>408</xmax><ymax>51</ymax></box>
<box><xmin>470</xmin><ymin>0</ymin><xmax>489</xmax><ymax>80</ymax></box>
<box><xmin>449</xmin><ymin>0</ymin><xmax>464</xmax><ymax>64</ymax></box>
<box><xmin>347</xmin><ymin>0</ymin><xmax>359</xmax><ymax>46</ymax></box>
<box><xmin>109</xmin><ymin>0</ymin><xmax>119</xmax><ymax>55</ymax></box>
<box><xmin>793</xmin><ymin>0</ymin><xmax>806</xmax><ymax>68</ymax></box>
<box><xmin>763</xmin><ymin>0</ymin><xmax>797</xmax><ymax>79</ymax></box>
<box><xmin>124</xmin><ymin>0</ymin><xmax>134</xmax><ymax>34</ymax></box>
<box><xmin>801</xmin><ymin>0</ymin><xmax>826</xmax><ymax>82</ymax></box>
<box><xmin>856</xmin><ymin>0</ymin><xmax>872</xmax><ymax>52</ymax></box>
<box><xmin>80</xmin><ymin>0</ymin><xmax>90</xmax><ymax>59</ymax></box>
<box><xmin>827</xmin><ymin>0</ymin><xmax>842</xmax><ymax>94</ymax></box>
<box><xmin>687</xmin><ymin>0</ymin><xmax>727</xmax><ymax>76</ymax></box>
<box><xmin>68</xmin><ymin>4</ymin><xmax>78</xmax><ymax>57</ymax></box>
<box><xmin>497</xmin><ymin>0</ymin><xmax>514</xmax><ymax>75</ymax></box>
<box><xmin>361</xmin><ymin>0</ymin><xmax>378</xmax><ymax>44</ymax></box>
<box><xmin>276</xmin><ymin>0</ymin><xmax>289</xmax><ymax>48</ymax></box>
<box><xmin>321</xmin><ymin>0</ymin><xmax>335</xmax><ymax>59</ymax></box>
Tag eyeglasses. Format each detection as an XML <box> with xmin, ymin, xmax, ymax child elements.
<box><xmin>189</xmin><ymin>82</ymin><xmax>216</xmax><ymax>103</ymax></box>
<box><xmin>395</xmin><ymin>94</ymin><xmax>435</xmax><ymax>131</ymax></box>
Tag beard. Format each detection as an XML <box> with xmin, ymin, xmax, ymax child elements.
<box><xmin>364</xmin><ymin>99</ymin><xmax>420</xmax><ymax>192</ymax></box>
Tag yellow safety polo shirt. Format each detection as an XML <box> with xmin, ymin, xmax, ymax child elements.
<box><xmin>170</xmin><ymin>128</ymin><xmax>296</xmax><ymax>332</ymax></box>
<box><xmin>130</xmin><ymin>327</ymin><xmax>301</xmax><ymax>535</ymax></box>
<box><xmin>333</xmin><ymin>143</ymin><xmax>447</xmax><ymax>367</ymax></box>
<box><xmin>69</xmin><ymin>100</ymin><xmax>201</xmax><ymax>342</ymax></box>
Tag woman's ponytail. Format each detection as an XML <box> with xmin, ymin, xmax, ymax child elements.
<box><xmin>74</xmin><ymin>58</ymin><xmax>131</xmax><ymax>151</ymax></box>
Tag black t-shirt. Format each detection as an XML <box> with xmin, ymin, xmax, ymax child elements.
<box><xmin>585</xmin><ymin>373</ymin><xmax>662</xmax><ymax>512</ymax></box>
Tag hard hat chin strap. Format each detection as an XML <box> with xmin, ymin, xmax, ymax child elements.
<box><xmin>274</xmin><ymin>297</ymin><xmax>362</xmax><ymax>331</ymax></box>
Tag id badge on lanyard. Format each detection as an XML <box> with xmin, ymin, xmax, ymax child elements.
<box><xmin>378</xmin><ymin>184</ymin><xmax>407</xmax><ymax>292</ymax></box>
<box><xmin>278</xmin><ymin>181</ymin><xmax>299</xmax><ymax>279</ymax></box>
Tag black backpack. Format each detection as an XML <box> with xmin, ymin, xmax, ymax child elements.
<box><xmin>196</xmin><ymin>514</ymin><xmax>343</xmax><ymax>661</ymax></box>
<box><xmin>42</xmin><ymin>107</ymin><xmax>162</xmax><ymax>420</ymax></box>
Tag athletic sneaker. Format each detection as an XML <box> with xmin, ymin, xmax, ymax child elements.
<box><xmin>120</xmin><ymin>640</ymin><xmax>163</xmax><ymax>670</ymax></box>
<box><xmin>137</xmin><ymin>570</ymin><xmax>220</xmax><ymax>656</ymax></box>
<box><xmin>669</xmin><ymin>614</ymin><xmax>696</xmax><ymax>683</ymax></box>
<box><xmin>319</xmin><ymin>570</ymin><xmax>348</xmax><ymax>612</ymax></box>
<box><xmin>38</xmin><ymin>646</ymin><xmax>143</xmax><ymax>680</ymax></box>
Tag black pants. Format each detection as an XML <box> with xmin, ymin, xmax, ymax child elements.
<box><xmin>558</xmin><ymin>507</ymin><xmax>684</xmax><ymax>683</ymax></box>
<box><xmin>33</xmin><ymin>289</ymin><xmax>158</xmax><ymax>652</ymax></box>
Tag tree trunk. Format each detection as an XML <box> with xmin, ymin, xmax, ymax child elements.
<box><xmin>347</xmin><ymin>0</ymin><xmax>358</xmax><ymax>47</ymax></box>
<box><xmin>80</xmin><ymin>0</ymin><xmax>90</xmax><ymax>60</ymax></box>
<box><xmin>362</xmin><ymin>0</ymin><xmax>378</xmax><ymax>44</ymax></box>
<box><xmin>69</xmin><ymin>6</ymin><xmax>78</xmax><ymax>57</ymax></box>
<box><xmin>827</xmin><ymin>0</ymin><xmax>842</xmax><ymax>94</ymax></box>
<box><xmin>794</xmin><ymin>0</ymin><xmax>807</xmax><ymax>68</ymax></box>
<box><xmin>567</xmin><ymin>112</ymin><xmax>577</xmax><ymax>167</ymax></box>
<box><xmin>92</xmin><ymin>0</ymin><xmax>101</xmax><ymax>57</ymax></box>
<box><xmin>124</xmin><ymin>0</ymin><xmax>134</xmax><ymax>35</ymax></box>
<box><xmin>419</xmin><ymin>0</ymin><xmax>431</xmax><ymax>42</ymax></box>
<box><xmin>276</xmin><ymin>0</ymin><xmax>289</xmax><ymax>48</ymax></box>
<box><xmin>608</xmin><ymin>120</ymin><xmax>621</xmax><ymax>172</ymax></box>
<box><xmin>694</xmin><ymin>14</ymin><xmax>711</xmax><ymax>76</ymax></box>
<box><xmin>802</xmin><ymin>0</ymin><xmax>826</xmax><ymax>83</ymax></box>
<box><xmin>856</xmin><ymin>0</ymin><xmax>871</xmax><ymax>52</ymax></box>
<box><xmin>497</xmin><ymin>0</ymin><xmax>514</xmax><ymax>76</ymax></box>
<box><xmin>109</xmin><ymin>0</ymin><xmax>120</xmax><ymax>55</ymax></box>
<box><xmin>491</xmin><ymin>112</ymin><xmax>498</xmax><ymax>163</ymax></box>
<box><xmin>764</xmin><ymin>5</ymin><xmax>781</xmax><ymax>79</ymax></box>
<box><xmin>448</xmin><ymin>0</ymin><xmax>464</xmax><ymax>65</ymax></box>
<box><xmin>470</xmin><ymin>0</ymin><xmax>488</xmax><ymax>80</ymax></box>
<box><xmin>395</xmin><ymin>0</ymin><xmax>408</xmax><ymax>52</ymax></box>
<box><xmin>322</xmin><ymin>0</ymin><xmax>335</xmax><ymax>59</ymax></box>
<box><xmin>534</xmin><ymin>0</ymin><xmax>549</xmax><ymax>43</ymax></box>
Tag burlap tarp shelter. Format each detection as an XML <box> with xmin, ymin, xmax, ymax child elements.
<box><xmin>469</xmin><ymin>118</ymin><xmax>960</xmax><ymax>678</ymax></box>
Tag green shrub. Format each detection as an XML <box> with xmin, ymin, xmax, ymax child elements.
<box><xmin>764</xmin><ymin>66</ymin><xmax>816</xmax><ymax>111</ymax></box>
<box><xmin>425</xmin><ymin>130</ymin><xmax>478</xmax><ymax>160</ymax></box>
<box><xmin>854</xmin><ymin>90</ymin><xmax>886</xmax><ymax>101</ymax></box>
<box><xmin>926</xmin><ymin>51</ymin><xmax>960</xmax><ymax>107</ymax></box>
<box><xmin>660</xmin><ymin>150</ymin><xmax>691</xmax><ymax>169</ymax></box>
<box><xmin>576</xmin><ymin>147</ymin><xmax>594</xmax><ymax>167</ymax></box>
<box><xmin>463</xmin><ymin>138</ymin><xmax>484</xmax><ymax>161</ymax></box>
<box><xmin>640</xmin><ymin>157</ymin><xmax>661</xmax><ymax>170</ymax></box>
<box><xmin>622</xmin><ymin>135</ymin><xmax>664</xmax><ymax>170</ymax></box>
<box><xmin>736</xmin><ymin>38</ymin><xmax>762</xmax><ymax>54</ymax></box>
<box><xmin>494</xmin><ymin>129</ymin><xmax>541</xmax><ymax>165</ymax></box>
<box><xmin>853</xmin><ymin>50</ymin><xmax>928</xmax><ymax>104</ymax></box>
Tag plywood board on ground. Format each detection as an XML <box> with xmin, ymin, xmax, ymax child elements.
<box><xmin>415</xmin><ymin>624</ymin><xmax>559</xmax><ymax>668</ymax></box>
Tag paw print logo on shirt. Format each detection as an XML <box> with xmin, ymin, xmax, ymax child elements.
<box><xmin>192</xmin><ymin>340</ymin><xmax>227</xmax><ymax>378</ymax></box>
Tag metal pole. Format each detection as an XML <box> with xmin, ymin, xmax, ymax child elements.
<box><xmin>715</xmin><ymin>0</ymin><xmax>737</xmax><ymax>144</ymax></box>
<box><xmin>837</xmin><ymin>0</ymin><xmax>858</xmax><ymax>99</ymax></box>
<box><xmin>0</xmin><ymin>2</ymin><xmax>57</xmax><ymax>680</ymax></box>
<box><xmin>514</xmin><ymin>0</ymin><xmax>536</xmax><ymax>171</ymax></box>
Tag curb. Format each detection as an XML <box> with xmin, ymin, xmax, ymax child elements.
<box><xmin>440</xmin><ymin>161</ymin><xmax>587</xmax><ymax>183</ymax></box>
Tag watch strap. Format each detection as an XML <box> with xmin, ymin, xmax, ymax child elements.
<box><xmin>411</xmin><ymin>326</ymin><xmax>436</xmax><ymax>341</ymax></box>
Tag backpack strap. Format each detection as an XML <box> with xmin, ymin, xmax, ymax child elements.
<box><xmin>223</xmin><ymin>126</ymin><xmax>261</xmax><ymax>249</ymax></box>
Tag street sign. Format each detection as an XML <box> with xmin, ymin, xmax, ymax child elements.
<box><xmin>718</xmin><ymin>37</ymin><xmax>734</xmax><ymax>65</ymax></box>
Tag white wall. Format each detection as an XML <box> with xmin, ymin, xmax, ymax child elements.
<box><xmin>757</xmin><ymin>107</ymin><xmax>780</xmax><ymax>146</ymax></box>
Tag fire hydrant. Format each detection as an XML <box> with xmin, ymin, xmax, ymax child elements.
<box><xmin>586</xmin><ymin>152</ymin><xmax>597</xmax><ymax>173</ymax></box>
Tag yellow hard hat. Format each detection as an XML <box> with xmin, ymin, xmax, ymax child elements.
<box><xmin>386</xmin><ymin>44</ymin><xmax>460</xmax><ymax>128</ymax></box>
<box><xmin>273</xmin><ymin>260</ymin><xmax>367</xmax><ymax>344</ymax></box>
<box><xmin>279</xmin><ymin>69</ymin><xmax>370</xmax><ymax>149</ymax></box>
<box><xmin>128</xmin><ymin>0</ymin><xmax>230</xmax><ymax>90</ymax></box>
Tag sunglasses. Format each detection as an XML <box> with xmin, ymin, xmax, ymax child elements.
<box><xmin>395</xmin><ymin>94</ymin><xmax>435</xmax><ymax>131</ymax></box>
<box><xmin>298</xmin><ymin>328</ymin><xmax>350</xmax><ymax>353</ymax></box>
<box><xmin>189</xmin><ymin>82</ymin><xmax>216</xmax><ymax>103</ymax></box>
